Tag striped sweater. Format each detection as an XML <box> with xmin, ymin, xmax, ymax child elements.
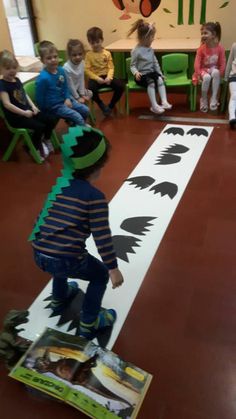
<box><xmin>32</xmin><ymin>179</ymin><xmax>117</xmax><ymax>270</ymax></box>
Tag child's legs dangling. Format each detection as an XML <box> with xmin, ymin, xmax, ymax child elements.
<box><xmin>147</xmin><ymin>82</ymin><xmax>158</xmax><ymax>108</ymax></box>
<box><xmin>108</xmin><ymin>79</ymin><xmax>124</xmax><ymax>109</ymax></box>
<box><xmin>228</xmin><ymin>81</ymin><xmax>236</xmax><ymax>121</ymax></box>
<box><xmin>200</xmin><ymin>73</ymin><xmax>211</xmax><ymax>111</ymax></box>
<box><xmin>201</xmin><ymin>73</ymin><xmax>211</xmax><ymax>99</ymax></box>
<box><xmin>210</xmin><ymin>68</ymin><xmax>220</xmax><ymax>109</ymax></box>
<box><xmin>157</xmin><ymin>78</ymin><xmax>168</xmax><ymax>105</ymax></box>
<box><xmin>51</xmin><ymin>104</ymin><xmax>86</xmax><ymax>126</ymax></box>
<box><xmin>70</xmin><ymin>98</ymin><xmax>89</xmax><ymax>120</ymax></box>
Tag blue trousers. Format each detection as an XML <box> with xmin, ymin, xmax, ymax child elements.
<box><xmin>33</xmin><ymin>250</ymin><xmax>109</xmax><ymax>324</ymax></box>
<box><xmin>50</xmin><ymin>98</ymin><xmax>89</xmax><ymax>125</ymax></box>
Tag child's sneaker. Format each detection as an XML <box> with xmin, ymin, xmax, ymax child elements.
<box><xmin>161</xmin><ymin>101</ymin><xmax>172</xmax><ymax>110</ymax></box>
<box><xmin>99</xmin><ymin>102</ymin><xmax>112</xmax><ymax>116</ymax></box>
<box><xmin>44</xmin><ymin>139</ymin><xmax>54</xmax><ymax>153</ymax></box>
<box><xmin>79</xmin><ymin>308</ymin><xmax>117</xmax><ymax>340</ymax></box>
<box><xmin>209</xmin><ymin>100</ymin><xmax>219</xmax><ymax>111</ymax></box>
<box><xmin>50</xmin><ymin>281</ymin><xmax>79</xmax><ymax>314</ymax></box>
<box><xmin>150</xmin><ymin>106</ymin><xmax>165</xmax><ymax>114</ymax></box>
<box><xmin>42</xmin><ymin>142</ymin><xmax>50</xmax><ymax>158</ymax></box>
<box><xmin>200</xmin><ymin>97</ymin><xmax>208</xmax><ymax>112</ymax></box>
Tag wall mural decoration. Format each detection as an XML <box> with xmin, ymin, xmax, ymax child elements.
<box><xmin>112</xmin><ymin>0</ymin><xmax>162</xmax><ymax>19</ymax></box>
<box><xmin>112</xmin><ymin>0</ymin><xmax>230</xmax><ymax>26</ymax></box>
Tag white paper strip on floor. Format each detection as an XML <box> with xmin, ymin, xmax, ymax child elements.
<box><xmin>21</xmin><ymin>124</ymin><xmax>213</xmax><ymax>349</ymax></box>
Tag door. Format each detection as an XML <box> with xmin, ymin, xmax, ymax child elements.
<box><xmin>2</xmin><ymin>0</ymin><xmax>37</xmax><ymax>56</ymax></box>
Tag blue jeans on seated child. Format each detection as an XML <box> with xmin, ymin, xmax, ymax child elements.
<box><xmin>50</xmin><ymin>97</ymin><xmax>89</xmax><ymax>126</ymax></box>
<box><xmin>33</xmin><ymin>250</ymin><xmax>109</xmax><ymax>324</ymax></box>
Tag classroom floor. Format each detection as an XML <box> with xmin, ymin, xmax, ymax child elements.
<box><xmin>0</xmin><ymin>93</ymin><xmax>236</xmax><ymax>419</ymax></box>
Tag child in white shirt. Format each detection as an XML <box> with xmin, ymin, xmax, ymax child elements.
<box><xmin>63</xmin><ymin>39</ymin><xmax>92</xmax><ymax>103</ymax></box>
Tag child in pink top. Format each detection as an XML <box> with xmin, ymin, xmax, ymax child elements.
<box><xmin>193</xmin><ymin>22</ymin><xmax>226</xmax><ymax>112</ymax></box>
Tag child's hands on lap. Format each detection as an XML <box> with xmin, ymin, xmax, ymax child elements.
<box><xmin>97</xmin><ymin>77</ymin><xmax>105</xmax><ymax>85</ymax></box>
<box><xmin>25</xmin><ymin>110</ymin><xmax>33</xmax><ymax>118</ymax></box>
<box><xmin>135</xmin><ymin>71</ymin><xmax>142</xmax><ymax>81</ymax></box>
<box><xmin>109</xmin><ymin>268</ymin><xmax>124</xmax><ymax>289</ymax></box>
<box><xmin>104</xmin><ymin>77</ymin><xmax>111</xmax><ymax>85</ymax></box>
<box><xmin>64</xmin><ymin>98</ymin><xmax>72</xmax><ymax>108</ymax></box>
<box><xmin>32</xmin><ymin>105</ymin><xmax>39</xmax><ymax>115</ymax></box>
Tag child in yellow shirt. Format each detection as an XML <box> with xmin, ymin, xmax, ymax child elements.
<box><xmin>85</xmin><ymin>27</ymin><xmax>124</xmax><ymax>116</ymax></box>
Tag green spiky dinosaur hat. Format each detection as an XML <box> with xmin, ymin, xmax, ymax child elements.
<box><xmin>29</xmin><ymin>125</ymin><xmax>107</xmax><ymax>241</ymax></box>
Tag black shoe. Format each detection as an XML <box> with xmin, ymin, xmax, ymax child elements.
<box><xmin>229</xmin><ymin>118</ymin><xmax>236</xmax><ymax>129</ymax></box>
<box><xmin>99</xmin><ymin>102</ymin><xmax>112</xmax><ymax>116</ymax></box>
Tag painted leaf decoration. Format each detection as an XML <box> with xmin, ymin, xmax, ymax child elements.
<box><xmin>163</xmin><ymin>8</ymin><xmax>171</xmax><ymax>13</ymax></box>
<box><xmin>169</xmin><ymin>24</ymin><xmax>175</xmax><ymax>28</ymax></box>
<box><xmin>219</xmin><ymin>1</ymin><xmax>229</xmax><ymax>8</ymax></box>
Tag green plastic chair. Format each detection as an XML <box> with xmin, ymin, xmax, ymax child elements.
<box><xmin>125</xmin><ymin>57</ymin><xmax>146</xmax><ymax>115</ymax></box>
<box><xmin>0</xmin><ymin>103</ymin><xmax>42</xmax><ymax>164</ymax></box>
<box><xmin>161</xmin><ymin>53</ymin><xmax>195</xmax><ymax>111</ymax></box>
<box><xmin>24</xmin><ymin>80</ymin><xmax>60</xmax><ymax>150</ymax></box>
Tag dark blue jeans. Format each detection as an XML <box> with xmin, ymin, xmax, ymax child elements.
<box><xmin>33</xmin><ymin>250</ymin><xmax>109</xmax><ymax>324</ymax></box>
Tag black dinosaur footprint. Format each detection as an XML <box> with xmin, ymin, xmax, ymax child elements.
<box><xmin>44</xmin><ymin>291</ymin><xmax>112</xmax><ymax>346</ymax></box>
<box><xmin>156</xmin><ymin>153</ymin><xmax>181</xmax><ymax>165</ymax></box>
<box><xmin>187</xmin><ymin>128</ymin><xmax>208</xmax><ymax>137</ymax></box>
<box><xmin>150</xmin><ymin>182</ymin><xmax>178</xmax><ymax>199</ymax></box>
<box><xmin>125</xmin><ymin>176</ymin><xmax>178</xmax><ymax>199</ymax></box>
<box><xmin>125</xmin><ymin>176</ymin><xmax>155</xmax><ymax>189</ymax></box>
<box><xmin>112</xmin><ymin>235</ymin><xmax>141</xmax><ymax>262</ymax></box>
<box><xmin>163</xmin><ymin>144</ymin><xmax>189</xmax><ymax>154</ymax></box>
<box><xmin>120</xmin><ymin>216</ymin><xmax>156</xmax><ymax>236</ymax></box>
<box><xmin>156</xmin><ymin>143</ymin><xmax>189</xmax><ymax>165</ymax></box>
<box><xmin>164</xmin><ymin>127</ymin><xmax>185</xmax><ymax>136</ymax></box>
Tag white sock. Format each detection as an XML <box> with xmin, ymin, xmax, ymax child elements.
<box><xmin>211</xmin><ymin>69</ymin><xmax>220</xmax><ymax>104</ymax></box>
<box><xmin>147</xmin><ymin>83</ymin><xmax>159</xmax><ymax>108</ymax></box>
<box><xmin>157</xmin><ymin>78</ymin><xmax>168</xmax><ymax>104</ymax></box>
<box><xmin>201</xmin><ymin>73</ymin><xmax>211</xmax><ymax>100</ymax></box>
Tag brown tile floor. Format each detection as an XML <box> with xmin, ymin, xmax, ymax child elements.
<box><xmin>1</xmin><ymin>95</ymin><xmax>236</xmax><ymax>419</ymax></box>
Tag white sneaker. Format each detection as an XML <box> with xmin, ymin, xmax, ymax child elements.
<box><xmin>44</xmin><ymin>140</ymin><xmax>54</xmax><ymax>153</ymax></box>
<box><xmin>200</xmin><ymin>97</ymin><xmax>208</xmax><ymax>113</ymax></box>
<box><xmin>150</xmin><ymin>106</ymin><xmax>165</xmax><ymax>114</ymax></box>
<box><xmin>42</xmin><ymin>142</ymin><xmax>50</xmax><ymax>158</ymax></box>
<box><xmin>209</xmin><ymin>101</ymin><xmax>219</xmax><ymax>111</ymax></box>
<box><xmin>161</xmin><ymin>101</ymin><xmax>172</xmax><ymax>110</ymax></box>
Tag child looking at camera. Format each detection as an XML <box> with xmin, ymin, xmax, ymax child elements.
<box><xmin>85</xmin><ymin>27</ymin><xmax>124</xmax><ymax>116</ymax></box>
<box><xmin>36</xmin><ymin>40</ymin><xmax>89</xmax><ymax>126</ymax></box>
<box><xmin>63</xmin><ymin>39</ymin><xmax>92</xmax><ymax>103</ymax></box>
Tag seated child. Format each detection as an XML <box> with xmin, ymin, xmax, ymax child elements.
<box><xmin>0</xmin><ymin>50</ymin><xmax>56</xmax><ymax>161</ymax></box>
<box><xmin>85</xmin><ymin>27</ymin><xmax>124</xmax><ymax>116</ymax></box>
<box><xmin>36</xmin><ymin>41</ymin><xmax>89</xmax><ymax>126</ymax></box>
<box><xmin>224</xmin><ymin>42</ymin><xmax>236</xmax><ymax>128</ymax></box>
<box><xmin>128</xmin><ymin>20</ymin><xmax>172</xmax><ymax>115</ymax></box>
<box><xmin>192</xmin><ymin>22</ymin><xmax>226</xmax><ymax>112</ymax></box>
<box><xmin>63</xmin><ymin>39</ymin><xmax>92</xmax><ymax>103</ymax></box>
<box><xmin>31</xmin><ymin>126</ymin><xmax>124</xmax><ymax>340</ymax></box>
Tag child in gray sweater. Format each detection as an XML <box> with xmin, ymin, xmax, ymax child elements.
<box><xmin>128</xmin><ymin>19</ymin><xmax>172</xmax><ymax>115</ymax></box>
